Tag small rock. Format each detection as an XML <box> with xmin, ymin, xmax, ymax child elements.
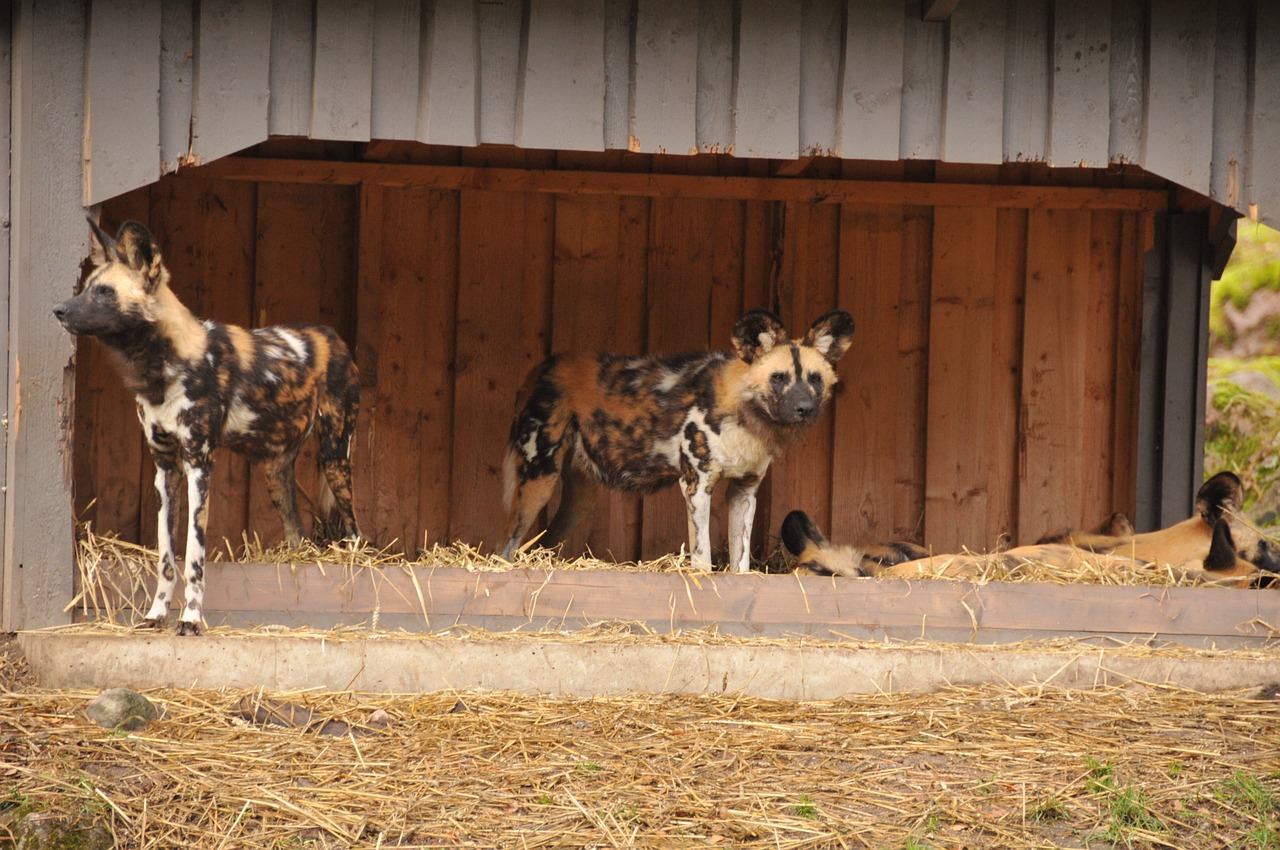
<box><xmin>11</xmin><ymin>812</ymin><xmax>113</xmax><ymax>850</ymax></box>
<box><xmin>86</xmin><ymin>688</ymin><xmax>161</xmax><ymax>731</ymax></box>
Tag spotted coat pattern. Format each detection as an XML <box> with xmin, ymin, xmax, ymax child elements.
<box><xmin>54</xmin><ymin>220</ymin><xmax>360</xmax><ymax>635</ymax></box>
<box><xmin>500</xmin><ymin>309</ymin><xmax>856</xmax><ymax>571</ymax></box>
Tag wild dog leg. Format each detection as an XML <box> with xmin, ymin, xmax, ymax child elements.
<box><xmin>143</xmin><ymin>457</ymin><xmax>183</xmax><ymax>628</ymax></box>
<box><xmin>264</xmin><ymin>445</ymin><xmax>305</xmax><ymax>546</ymax></box>
<box><xmin>174</xmin><ymin>457</ymin><xmax>213</xmax><ymax>636</ymax></box>
<box><xmin>726</xmin><ymin>476</ymin><xmax>761</xmax><ymax>574</ymax></box>
<box><xmin>680</xmin><ymin>464</ymin><xmax>721</xmax><ymax>569</ymax></box>
<box><xmin>501</xmin><ymin>474</ymin><xmax>559</xmax><ymax>559</ymax></box>
<box><xmin>317</xmin><ymin>392</ymin><xmax>360</xmax><ymax>539</ymax></box>
<box><xmin>543</xmin><ymin>465</ymin><xmax>601</xmax><ymax>550</ymax></box>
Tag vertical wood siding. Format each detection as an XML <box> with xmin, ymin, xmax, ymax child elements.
<box><xmin>76</xmin><ymin>156</ymin><xmax>1154</xmax><ymax>561</ymax></box>
<box><xmin>80</xmin><ymin>0</ymin><xmax>1280</xmax><ymax>225</ymax></box>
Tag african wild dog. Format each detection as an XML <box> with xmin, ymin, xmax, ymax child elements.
<box><xmin>499</xmin><ymin>309</ymin><xmax>856</xmax><ymax>571</ymax></box>
<box><xmin>780</xmin><ymin>511</ymin><xmax>927</xmax><ymax>577</ymax></box>
<box><xmin>54</xmin><ymin>219</ymin><xmax>360</xmax><ymax>635</ymax></box>
<box><xmin>782</xmin><ymin>472</ymin><xmax>1280</xmax><ymax>586</ymax></box>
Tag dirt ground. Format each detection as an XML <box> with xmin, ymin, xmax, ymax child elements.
<box><xmin>2</xmin><ymin>630</ymin><xmax>1279</xmax><ymax>849</ymax></box>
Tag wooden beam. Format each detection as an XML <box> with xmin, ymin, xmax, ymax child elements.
<box><xmin>190</xmin><ymin>156</ymin><xmax>1170</xmax><ymax>212</ymax></box>
<box><xmin>923</xmin><ymin>0</ymin><xmax>961</xmax><ymax>22</ymax></box>
<box><xmin>5</xmin><ymin>0</ymin><xmax>84</xmax><ymax>630</ymax></box>
<box><xmin>77</xmin><ymin>561</ymin><xmax>1280</xmax><ymax>648</ymax></box>
<box><xmin>774</xmin><ymin>156</ymin><xmax>816</xmax><ymax>177</ymax></box>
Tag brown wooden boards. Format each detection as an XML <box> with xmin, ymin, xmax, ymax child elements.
<box><xmin>196</xmin><ymin>157</ymin><xmax>1170</xmax><ymax>211</ymax></box>
<box><xmin>80</xmin><ymin>158</ymin><xmax>1158</xmax><ymax>570</ymax></box>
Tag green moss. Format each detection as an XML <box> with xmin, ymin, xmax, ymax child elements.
<box><xmin>1211</xmin><ymin>221</ymin><xmax>1280</xmax><ymax>341</ymax></box>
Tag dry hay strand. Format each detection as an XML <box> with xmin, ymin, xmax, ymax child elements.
<box><xmin>3</xmin><ymin>679</ymin><xmax>1279</xmax><ymax>849</ymax></box>
<box><xmin>891</xmin><ymin>547</ymin><xmax>1260</xmax><ymax>588</ymax></box>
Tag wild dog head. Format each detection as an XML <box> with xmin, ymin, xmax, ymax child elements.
<box><xmin>1187</xmin><ymin>471</ymin><xmax>1280</xmax><ymax>577</ymax></box>
<box><xmin>732</xmin><ymin>309</ymin><xmax>855</xmax><ymax>432</ymax></box>
<box><xmin>781</xmin><ymin>510</ymin><xmax>927</xmax><ymax>577</ymax></box>
<box><xmin>1048</xmin><ymin>472</ymin><xmax>1278</xmax><ymax>578</ymax></box>
<box><xmin>54</xmin><ymin>219</ymin><xmax>171</xmax><ymax>339</ymax></box>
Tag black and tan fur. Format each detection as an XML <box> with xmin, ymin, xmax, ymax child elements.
<box><xmin>500</xmin><ymin>309</ymin><xmax>856</xmax><ymax>571</ymax></box>
<box><xmin>782</xmin><ymin>472</ymin><xmax>1279</xmax><ymax>586</ymax></box>
<box><xmin>54</xmin><ymin>219</ymin><xmax>360</xmax><ymax>635</ymax></box>
<box><xmin>781</xmin><ymin>511</ymin><xmax>927</xmax><ymax>577</ymax></box>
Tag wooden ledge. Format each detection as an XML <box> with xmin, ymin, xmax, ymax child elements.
<box><xmin>76</xmin><ymin>562</ymin><xmax>1280</xmax><ymax>649</ymax></box>
<box><xmin>189</xmin><ymin>157</ymin><xmax>1171</xmax><ymax>212</ymax></box>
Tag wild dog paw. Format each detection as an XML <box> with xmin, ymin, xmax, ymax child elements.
<box><xmin>174</xmin><ymin>621</ymin><xmax>202</xmax><ymax>637</ymax></box>
<box><xmin>140</xmin><ymin>617</ymin><xmax>168</xmax><ymax>631</ymax></box>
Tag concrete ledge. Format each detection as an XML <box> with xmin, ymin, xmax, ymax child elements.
<box><xmin>19</xmin><ymin>631</ymin><xmax>1280</xmax><ymax>698</ymax></box>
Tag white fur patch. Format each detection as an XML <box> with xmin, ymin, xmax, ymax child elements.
<box><xmin>655</xmin><ymin>367</ymin><xmax>683</xmax><ymax>394</ymax></box>
<box><xmin>757</xmin><ymin>331</ymin><xmax>776</xmax><ymax>353</ymax></box>
<box><xmin>223</xmin><ymin>396</ymin><xmax>258</xmax><ymax>437</ymax></box>
<box><xmin>521</xmin><ymin>426</ymin><xmax>541</xmax><ymax>463</ymax></box>
<box><xmin>137</xmin><ymin>379</ymin><xmax>195</xmax><ymax>444</ymax></box>
<box><xmin>812</xmin><ymin>333</ymin><xmax>833</xmax><ymax>355</ymax></box>
<box><xmin>276</xmin><ymin>329</ymin><xmax>309</xmax><ymax>361</ymax></box>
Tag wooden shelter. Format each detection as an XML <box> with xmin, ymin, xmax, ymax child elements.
<box><xmin>4</xmin><ymin>0</ymin><xmax>1279</xmax><ymax>631</ymax></box>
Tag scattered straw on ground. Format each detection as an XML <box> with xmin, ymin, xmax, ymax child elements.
<box><xmin>2</xmin><ymin>651</ymin><xmax>1278</xmax><ymax>849</ymax></box>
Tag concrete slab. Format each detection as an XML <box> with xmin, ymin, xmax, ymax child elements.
<box><xmin>18</xmin><ymin>630</ymin><xmax>1280</xmax><ymax>698</ymax></box>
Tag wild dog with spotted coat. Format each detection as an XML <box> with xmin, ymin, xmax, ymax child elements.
<box><xmin>500</xmin><ymin>309</ymin><xmax>856</xmax><ymax>571</ymax></box>
<box><xmin>54</xmin><ymin>219</ymin><xmax>360</xmax><ymax>635</ymax></box>
<box><xmin>782</xmin><ymin>472</ymin><xmax>1280</xmax><ymax>586</ymax></box>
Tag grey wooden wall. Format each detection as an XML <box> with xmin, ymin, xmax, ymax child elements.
<box><xmin>82</xmin><ymin>0</ymin><xmax>1280</xmax><ymax>225</ymax></box>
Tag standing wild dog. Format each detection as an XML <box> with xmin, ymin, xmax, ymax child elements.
<box><xmin>54</xmin><ymin>219</ymin><xmax>360</xmax><ymax>635</ymax></box>
<box><xmin>499</xmin><ymin>309</ymin><xmax>856</xmax><ymax>571</ymax></box>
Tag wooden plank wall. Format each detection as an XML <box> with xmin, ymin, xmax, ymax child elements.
<box><xmin>75</xmin><ymin>154</ymin><xmax>1154</xmax><ymax>563</ymax></box>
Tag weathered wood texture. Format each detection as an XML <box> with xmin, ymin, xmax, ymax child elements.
<box><xmin>75</xmin><ymin>152</ymin><xmax>1158</xmax><ymax>561</ymax></box>
<box><xmin>5</xmin><ymin>0</ymin><xmax>85</xmax><ymax>631</ymax></box>
<box><xmin>76</xmin><ymin>0</ymin><xmax>1280</xmax><ymax>223</ymax></box>
<box><xmin>75</xmin><ymin>561</ymin><xmax>1280</xmax><ymax>650</ymax></box>
<box><xmin>0</xmin><ymin>0</ymin><xmax>12</xmax><ymax>622</ymax></box>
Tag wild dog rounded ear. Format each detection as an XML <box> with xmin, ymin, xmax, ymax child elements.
<box><xmin>1195</xmin><ymin>471</ymin><xmax>1245</xmax><ymax>524</ymax></box>
<box><xmin>114</xmin><ymin>221</ymin><xmax>166</xmax><ymax>292</ymax></box>
<box><xmin>731</xmin><ymin>309</ymin><xmax>788</xmax><ymax>364</ymax></box>
<box><xmin>803</xmin><ymin>310</ymin><xmax>856</xmax><ymax>364</ymax></box>
<box><xmin>780</xmin><ymin>510</ymin><xmax>827</xmax><ymax>556</ymax></box>
<box><xmin>86</xmin><ymin>216</ymin><xmax>117</xmax><ymax>268</ymax></box>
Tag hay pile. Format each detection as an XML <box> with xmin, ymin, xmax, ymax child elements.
<box><xmin>3</xmin><ymin>664</ymin><xmax>1278</xmax><ymax>849</ymax></box>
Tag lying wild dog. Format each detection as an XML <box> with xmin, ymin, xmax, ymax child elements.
<box><xmin>782</xmin><ymin>472</ymin><xmax>1279</xmax><ymax>586</ymax></box>
<box><xmin>781</xmin><ymin>511</ymin><xmax>928</xmax><ymax>577</ymax></box>
<box><xmin>500</xmin><ymin>309</ymin><xmax>856</xmax><ymax>571</ymax></box>
<box><xmin>54</xmin><ymin>220</ymin><xmax>360</xmax><ymax>635</ymax></box>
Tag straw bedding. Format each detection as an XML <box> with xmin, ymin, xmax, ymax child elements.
<box><xmin>7</xmin><ymin>531</ymin><xmax>1272</xmax><ymax>847</ymax></box>
<box><xmin>2</xmin><ymin>635</ymin><xmax>1279</xmax><ymax>849</ymax></box>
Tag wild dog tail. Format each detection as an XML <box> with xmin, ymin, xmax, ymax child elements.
<box><xmin>503</xmin><ymin>355</ymin><xmax>565</xmax><ymax>514</ymax></box>
<box><xmin>502</xmin><ymin>447</ymin><xmax>519</xmax><ymax>514</ymax></box>
<box><xmin>317</xmin><ymin>473</ymin><xmax>337</xmax><ymax>524</ymax></box>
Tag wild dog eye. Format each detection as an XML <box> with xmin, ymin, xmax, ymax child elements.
<box><xmin>769</xmin><ymin>372</ymin><xmax>788</xmax><ymax>390</ymax></box>
<box><xmin>808</xmin><ymin>373</ymin><xmax>823</xmax><ymax>392</ymax></box>
<box><xmin>93</xmin><ymin>284</ymin><xmax>113</xmax><ymax>297</ymax></box>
